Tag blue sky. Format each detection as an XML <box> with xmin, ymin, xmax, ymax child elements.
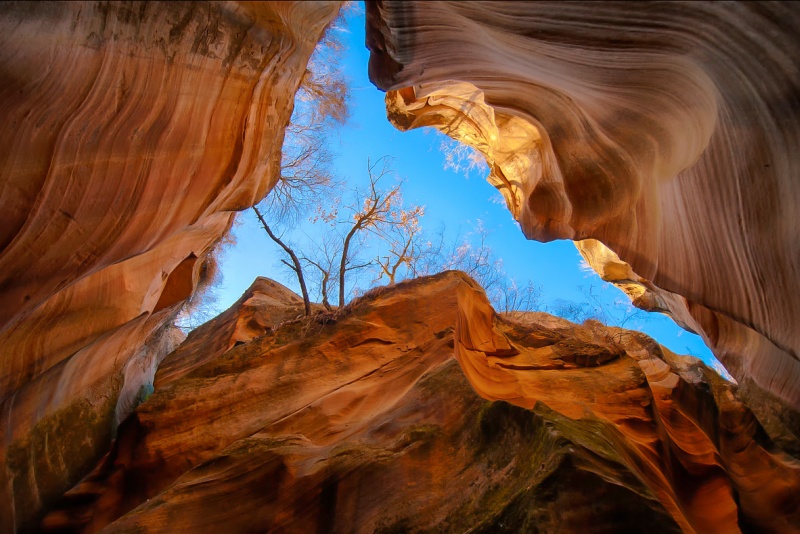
<box><xmin>213</xmin><ymin>6</ymin><xmax>726</xmax><ymax>376</ymax></box>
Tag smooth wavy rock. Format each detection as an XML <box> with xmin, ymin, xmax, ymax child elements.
<box><xmin>41</xmin><ymin>273</ymin><xmax>799</xmax><ymax>533</ymax></box>
<box><xmin>0</xmin><ymin>2</ymin><xmax>340</xmax><ymax>531</ymax></box>
<box><xmin>366</xmin><ymin>2</ymin><xmax>800</xmax><ymax>412</ymax></box>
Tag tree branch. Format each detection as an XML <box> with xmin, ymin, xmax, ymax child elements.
<box><xmin>253</xmin><ymin>206</ymin><xmax>311</xmax><ymax>315</ymax></box>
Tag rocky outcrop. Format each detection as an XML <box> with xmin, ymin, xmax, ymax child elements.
<box><xmin>0</xmin><ymin>2</ymin><xmax>340</xmax><ymax>531</ymax></box>
<box><xmin>366</xmin><ymin>2</ymin><xmax>800</xmax><ymax>415</ymax></box>
<box><xmin>155</xmin><ymin>276</ymin><xmax>311</xmax><ymax>387</ymax></box>
<box><xmin>41</xmin><ymin>273</ymin><xmax>800</xmax><ymax>533</ymax></box>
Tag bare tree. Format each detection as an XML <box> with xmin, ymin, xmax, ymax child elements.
<box><xmin>255</xmin><ymin>153</ymin><xmax>425</xmax><ymax>311</ymax></box>
<box><xmin>375</xmin><ymin>231</ymin><xmax>416</xmax><ymax>285</ymax></box>
<box><xmin>373</xmin><ymin>200</ymin><xmax>425</xmax><ymax>285</ymax></box>
<box><xmin>550</xmin><ymin>300</ymin><xmax>599</xmax><ymax>323</ymax></box>
<box><xmin>252</xmin><ymin>206</ymin><xmax>312</xmax><ymax>316</ymax></box>
<box><xmin>404</xmin><ymin>220</ymin><xmax>543</xmax><ymax>313</ymax></box>
<box><xmin>414</xmin><ymin>221</ymin><xmax>504</xmax><ymax>295</ymax></box>
<box><xmin>264</xmin><ymin>118</ymin><xmax>337</xmax><ymax>225</ymax></box>
<box><xmin>301</xmin><ymin>232</ymin><xmax>342</xmax><ymax>311</ymax></box>
<box><xmin>304</xmin><ymin>258</ymin><xmax>333</xmax><ymax>311</ymax></box>
<box><xmin>447</xmin><ymin>221</ymin><xmax>505</xmax><ymax>295</ymax></box>
<box><xmin>436</xmin><ymin>131</ymin><xmax>488</xmax><ymax>179</ymax></box>
<box><xmin>551</xmin><ymin>284</ymin><xmax>648</xmax><ymax>328</ymax></box>
<box><xmin>260</xmin><ymin>5</ymin><xmax>349</xmax><ymax>221</ymax></box>
<box><xmin>252</xmin><ymin>9</ymin><xmax>350</xmax><ymax>315</ymax></box>
<box><xmin>497</xmin><ymin>278</ymin><xmax>542</xmax><ymax>316</ymax></box>
<box><xmin>330</xmin><ymin>157</ymin><xmax>424</xmax><ymax>306</ymax></box>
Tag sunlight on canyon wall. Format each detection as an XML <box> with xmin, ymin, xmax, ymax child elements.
<box><xmin>367</xmin><ymin>2</ymin><xmax>800</xmax><ymax>423</ymax></box>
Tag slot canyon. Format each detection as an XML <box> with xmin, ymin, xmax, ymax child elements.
<box><xmin>0</xmin><ymin>1</ymin><xmax>798</xmax><ymax>533</ymax></box>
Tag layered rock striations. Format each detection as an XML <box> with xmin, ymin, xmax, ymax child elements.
<box><xmin>41</xmin><ymin>273</ymin><xmax>800</xmax><ymax>533</ymax></box>
<box><xmin>366</xmin><ymin>2</ymin><xmax>800</xmax><ymax>415</ymax></box>
<box><xmin>3</xmin><ymin>2</ymin><xmax>799</xmax><ymax>532</ymax></box>
<box><xmin>0</xmin><ymin>2</ymin><xmax>340</xmax><ymax>531</ymax></box>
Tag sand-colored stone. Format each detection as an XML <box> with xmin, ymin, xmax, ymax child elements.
<box><xmin>367</xmin><ymin>2</ymin><xmax>800</xmax><ymax>412</ymax></box>
<box><xmin>41</xmin><ymin>273</ymin><xmax>800</xmax><ymax>533</ymax></box>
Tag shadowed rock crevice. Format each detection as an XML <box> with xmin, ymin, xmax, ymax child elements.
<box><xmin>153</xmin><ymin>254</ymin><xmax>198</xmax><ymax>313</ymax></box>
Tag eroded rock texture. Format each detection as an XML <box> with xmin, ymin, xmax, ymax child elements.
<box><xmin>0</xmin><ymin>2</ymin><xmax>340</xmax><ymax>531</ymax></box>
<box><xmin>366</xmin><ymin>2</ymin><xmax>800</xmax><ymax>416</ymax></box>
<box><xmin>41</xmin><ymin>273</ymin><xmax>799</xmax><ymax>533</ymax></box>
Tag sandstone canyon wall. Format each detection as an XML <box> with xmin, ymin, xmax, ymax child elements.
<box><xmin>1</xmin><ymin>1</ymin><xmax>799</xmax><ymax>532</ymax></box>
<box><xmin>39</xmin><ymin>273</ymin><xmax>800</xmax><ymax>533</ymax></box>
<box><xmin>0</xmin><ymin>2</ymin><xmax>341</xmax><ymax>530</ymax></box>
<box><xmin>366</xmin><ymin>2</ymin><xmax>800</xmax><ymax>426</ymax></box>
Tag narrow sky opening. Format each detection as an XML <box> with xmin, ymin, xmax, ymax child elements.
<box><xmin>212</xmin><ymin>6</ymin><xmax>728</xmax><ymax>379</ymax></box>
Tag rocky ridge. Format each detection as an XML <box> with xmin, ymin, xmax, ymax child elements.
<box><xmin>41</xmin><ymin>273</ymin><xmax>800</xmax><ymax>533</ymax></box>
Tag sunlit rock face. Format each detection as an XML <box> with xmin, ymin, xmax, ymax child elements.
<box><xmin>0</xmin><ymin>2</ymin><xmax>339</xmax><ymax>531</ymax></box>
<box><xmin>366</xmin><ymin>2</ymin><xmax>800</xmax><ymax>416</ymax></box>
<box><xmin>40</xmin><ymin>273</ymin><xmax>799</xmax><ymax>533</ymax></box>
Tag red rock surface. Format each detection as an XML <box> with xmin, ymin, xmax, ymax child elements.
<box><xmin>1</xmin><ymin>2</ymin><xmax>799</xmax><ymax>532</ymax></box>
<box><xmin>0</xmin><ymin>2</ymin><xmax>340</xmax><ymax>531</ymax></box>
<box><xmin>155</xmin><ymin>277</ymin><xmax>311</xmax><ymax>387</ymax></box>
<box><xmin>366</xmin><ymin>2</ymin><xmax>800</xmax><ymax>415</ymax></box>
<box><xmin>41</xmin><ymin>274</ymin><xmax>800</xmax><ymax>533</ymax></box>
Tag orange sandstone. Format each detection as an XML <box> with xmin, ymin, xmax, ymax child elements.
<box><xmin>0</xmin><ymin>2</ymin><xmax>341</xmax><ymax>531</ymax></box>
<box><xmin>41</xmin><ymin>274</ymin><xmax>800</xmax><ymax>533</ymax></box>
<box><xmin>367</xmin><ymin>2</ymin><xmax>800</xmax><ymax>416</ymax></box>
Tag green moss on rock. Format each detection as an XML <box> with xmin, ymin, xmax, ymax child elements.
<box><xmin>4</xmin><ymin>389</ymin><xmax>119</xmax><ymax>532</ymax></box>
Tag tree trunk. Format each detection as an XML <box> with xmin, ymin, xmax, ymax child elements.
<box><xmin>338</xmin><ymin>222</ymin><xmax>360</xmax><ymax>307</ymax></box>
<box><xmin>320</xmin><ymin>271</ymin><xmax>332</xmax><ymax>311</ymax></box>
<box><xmin>305</xmin><ymin>259</ymin><xmax>332</xmax><ymax>311</ymax></box>
<box><xmin>253</xmin><ymin>207</ymin><xmax>311</xmax><ymax>316</ymax></box>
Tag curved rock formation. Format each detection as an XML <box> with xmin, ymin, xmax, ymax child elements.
<box><xmin>0</xmin><ymin>2</ymin><xmax>340</xmax><ymax>531</ymax></box>
<box><xmin>40</xmin><ymin>273</ymin><xmax>800</xmax><ymax>533</ymax></box>
<box><xmin>366</xmin><ymin>2</ymin><xmax>800</xmax><ymax>415</ymax></box>
<box><xmin>3</xmin><ymin>2</ymin><xmax>799</xmax><ymax>531</ymax></box>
